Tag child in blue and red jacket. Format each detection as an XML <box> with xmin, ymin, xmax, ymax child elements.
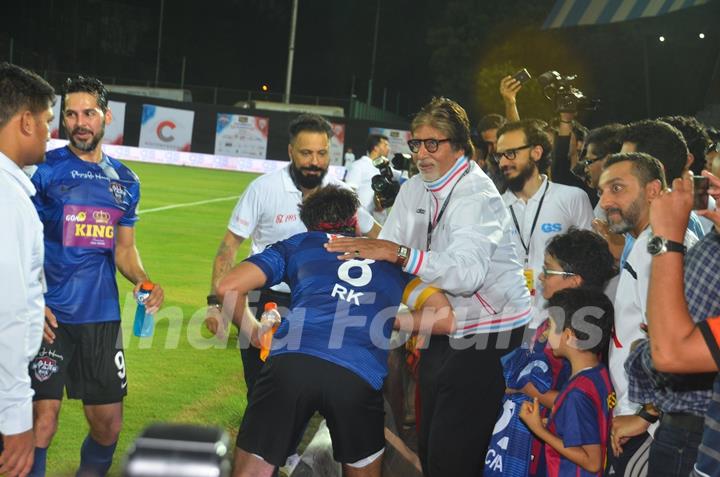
<box><xmin>520</xmin><ymin>287</ymin><xmax>615</xmax><ymax>477</ymax></box>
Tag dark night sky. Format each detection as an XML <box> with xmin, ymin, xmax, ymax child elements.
<box><xmin>3</xmin><ymin>0</ymin><xmax>720</xmax><ymax>126</ymax></box>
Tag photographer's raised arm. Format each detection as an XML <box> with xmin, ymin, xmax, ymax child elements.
<box><xmin>551</xmin><ymin>112</ymin><xmax>582</xmax><ymax>187</ymax></box>
<box><xmin>500</xmin><ymin>75</ymin><xmax>522</xmax><ymax>122</ymax></box>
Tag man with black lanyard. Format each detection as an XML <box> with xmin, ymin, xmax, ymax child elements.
<box><xmin>205</xmin><ymin>114</ymin><xmax>380</xmax><ymax>400</ymax></box>
<box><xmin>326</xmin><ymin>97</ymin><xmax>532</xmax><ymax>477</ymax></box>
<box><xmin>495</xmin><ymin>119</ymin><xmax>594</xmax><ymax>323</ymax></box>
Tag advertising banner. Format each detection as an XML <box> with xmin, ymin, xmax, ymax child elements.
<box><xmin>369</xmin><ymin>127</ymin><xmax>412</xmax><ymax>155</ymax></box>
<box><xmin>104</xmin><ymin>100</ymin><xmax>126</xmax><ymax>145</ymax></box>
<box><xmin>139</xmin><ymin>104</ymin><xmax>194</xmax><ymax>152</ymax></box>
<box><xmin>214</xmin><ymin>114</ymin><xmax>269</xmax><ymax>159</ymax></box>
<box><xmin>329</xmin><ymin>122</ymin><xmax>346</xmax><ymax>165</ymax></box>
<box><xmin>50</xmin><ymin>95</ymin><xmax>62</xmax><ymax>138</ymax></box>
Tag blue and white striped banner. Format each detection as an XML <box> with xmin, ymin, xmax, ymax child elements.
<box><xmin>543</xmin><ymin>0</ymin><xmax>710</xmax><ymax>29</ymax></box>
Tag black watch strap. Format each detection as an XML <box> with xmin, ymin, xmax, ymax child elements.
<box><xmin>664</xmin><ymin>239</ymin><xmax>686</xmax><ymax>254</ymax></box>
<box><xmin>637</xmin><ymin>406</ymin><xmax>661</xmax><ymax>424</ymax></box>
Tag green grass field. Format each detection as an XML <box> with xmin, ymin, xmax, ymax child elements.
<box><xmin>46</xmin><ymin>161</ymin><xmax>260</xmax><ymax>475</ymax></box>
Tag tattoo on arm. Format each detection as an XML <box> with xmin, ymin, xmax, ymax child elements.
<box><xmin>210</xmin><ymin>239</ymin><xmax>238</xmax><ymax>293</ymax></box>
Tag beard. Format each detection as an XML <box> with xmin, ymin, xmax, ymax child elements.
<box><xmin>290</xmin><ymin>161</ymin><xmax>328</xmax><ymax>190</ymax></box>
<box><xmin>503</xmin><ymin>159</ymin><xmax>537</xmax><ymax>193</ymax></box>
<box><xmin>606</xmin><ymin>195</ymin><xmax>644</xmax><ymax>234</ymax></box>
<box><xmin>68</xmin><ymin>122</ymin><xmax>105</xmax><ymax>152</ymax></box>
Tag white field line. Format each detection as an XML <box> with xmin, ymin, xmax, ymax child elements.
<box><xmin>137</xmin><ymin>195</ymin><xmax>239</xmax><ymax>215</ymax></box>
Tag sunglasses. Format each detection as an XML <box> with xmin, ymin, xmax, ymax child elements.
<box><xmin>491</xmin><ymin>144</ymin><xmax>533</xmax><ymax>162</ymax></box>
<box><xmin>407</xmin><ymin>138</ymin><xmax>451</xmax><ymax>153</ymax></box>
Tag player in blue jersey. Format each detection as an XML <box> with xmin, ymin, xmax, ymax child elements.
<box><xmin>520</xmin><ymin>287</ymin><xmax>614</xmax><ymax>477</ymax></box>
<box><xmin>212</xmin><ymin>185</ymin><xmax>453</xmax><ymax>477</ymax></box>
<box><xmin>27</xmin><ymin>76</ymin><xmax>164</xmax><ymax>477</ymax></box>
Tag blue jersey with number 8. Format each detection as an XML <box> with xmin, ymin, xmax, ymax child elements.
<box><xmin>246</xmin><ymin>231</ymin><xmax>424</xmax><ymax>389</ymax></box>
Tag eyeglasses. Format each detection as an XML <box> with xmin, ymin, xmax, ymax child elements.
<box><xmin>579</xmin><ymin>155</ymin><xmax>605</xmax><ymax>167</ymax></box>
<box><xmin>706</xmin><ymin>142</ymin><xmax>720</xmax><ymax>155</ymax></box>
<box><xmin>407</xmin><ymin>138</ymin><xmax>451</xmax><ymax>153</ymax></box>
<box><xmin>542</xmin><ymin>266</ymin><xmax>577</xmax><ymax>278</ymax></box>
<box><xmin>491</xmin><ymin>144</ymin><xmax>533</xmax><ymax>162</ymax></box>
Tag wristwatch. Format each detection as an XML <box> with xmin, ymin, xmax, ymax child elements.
<box><xmin>636</xmin><ymin>404</ymin><xmax>661</xmax><ymax>424</ymax></box>
<box><xmin>395</xmin><ymin>245</ymin><xmax>410</xmax><ymax>268</ymax></box>
<box><xmin>647</xmin><ymin>235</ymin><xmax>686</xmax><ymax>256</ymax></box>
<box><xmin>207</xmin><ymin>294</ymin><xmax>221</xmax><ymax>309</ymax></box>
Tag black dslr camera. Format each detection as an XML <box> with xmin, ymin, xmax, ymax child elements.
<box><xmin>371</xmin><ymin>153</ymin><xmax>410</xmax><ymax>209</ymax></box>
<box><xmin>537</xmin><ymin>71</ymin><xmax>599</xmax><ymax>113</ymax></box>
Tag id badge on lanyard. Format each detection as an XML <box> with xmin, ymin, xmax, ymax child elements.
<box><xmin>523</xmin><ymin>259</ymin><xmax>535</xmax><ymax>296</ymax></box>
<box><xmin>511</xmin><ymin>182</ymin><xmax>549</xmax><ymax>297</ymax></box>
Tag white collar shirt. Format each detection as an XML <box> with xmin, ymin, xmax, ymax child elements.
<box><xmin>0</xmin><ymin>152</ymin><xmax>45</xmax><ymax>435</ymax></box>
<box><xmin>344</xmin><ymin>155</ymin><xmax>396</xmax><ymax>223</ymax></box>
<box><xmin>345</xmin><ymin>155</ymin><xmax>380</xmax><ymax>212</ymax></box>
<box><xmin>502</xmin><ymin>176</ymin><xmax>594</xmax><ymax>321</ymax></box>
<box><xmin>610</xmin><ymin>227</ymin><xmax>698</xmax><ymax>416</ymax></box>
<box><xmin>227</xmin><ymin>165</ymin><xmax>375</xmax><ymax>292</ymax></box>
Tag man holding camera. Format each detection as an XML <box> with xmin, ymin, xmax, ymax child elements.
<box><xmin>344</xmin><ymin>133</ymin><xmax>395</xmax><ymax>224</ymax></box>
<box><xmin>327</xmin><ymin>97</ymin><xmax>531</xmax><ymax>477</ymax></box>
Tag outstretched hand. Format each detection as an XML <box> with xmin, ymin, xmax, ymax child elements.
<box><xmin>324</xmin><ymin>237</ymin><xmax>399</xmax><ymax>263</ymax></box>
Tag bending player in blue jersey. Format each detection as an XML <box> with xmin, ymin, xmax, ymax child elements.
<box><xmin>212</xmin><ymin>185</ymin><xmax>453</xmax><ymax>477</ymax></box>
<box><xmin>28</xmin><ymin>76</ymin><xmax>164</xmax><ymax>476</ymax></box>
<box><xmin>520</xmin><ymin>287</ymin><xmax>614</xmax><ymax>477</ymax></box>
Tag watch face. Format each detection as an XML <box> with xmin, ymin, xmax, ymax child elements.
<box><xmin>647</xmin><ymin>236</ymin><xmax>665</xmax><ymax>255</ymax></box>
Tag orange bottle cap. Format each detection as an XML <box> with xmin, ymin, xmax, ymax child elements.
<box><xmin>140</xmin><ymin>281</ymin><xmax>154</xmax><ymax>292</ymax></box>
<box><xmin>264</xmin><ymin>302</ymin><xmax>277</xmax><ymax>311</ymax></box>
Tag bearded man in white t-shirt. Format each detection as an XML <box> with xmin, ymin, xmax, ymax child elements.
<box><xmin>205</xmin><ymin>114</ymin><xmax>381</xmax><ymax>398</ymax></box>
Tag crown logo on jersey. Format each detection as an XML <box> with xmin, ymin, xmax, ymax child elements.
<box><xmin>93</xmin><ymin>210</ymin><xmax>111</xmax><ymax>224</ymax></box>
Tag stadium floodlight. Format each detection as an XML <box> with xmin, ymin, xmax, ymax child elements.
<box><xmin>699</xmin><ymin>33</ymin><xmax>706</xmax><ymax>39</ymax></box>
<box><xmin>659</xmin><ymin>35</ymin><xmax>666</xmax><ymax>42</ymax></box>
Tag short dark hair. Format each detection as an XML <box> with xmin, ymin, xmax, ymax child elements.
<box><xmin>299</xmin><ymin>185</ymin><xmax>359</xmax><ymax>235</ymax></box>
<box><xmin>496</xmin><ymin>119</ymin><xmax>553</xmax><ymax>173</ymax></box>
<box><xmin>603</xmin><ymin>151</ymin><xmax>667</xmax><ymax>189</ymax></box>
<box><xmin>288</xmin><ymin>113</ymin><xmax>333</xmax><ymax>144</ymax></box>
<box><xmin>545</xmin><ymin>228</ymin><xmax>617</xmax><ymax>289</ymax></box>
<box><xmin>658</xmin><ymin>115</ymin><xmax>710</xmax><ymax>175</ymax></box>
<box><xmin>620</xmin><ymin>119</ymin><xmax>688</xmax><ymax>182</ymax></box>
<box><xmin>0</xmin><ymin>62</ymin><xmax>55</xmax><ymax>129</ymax></box>
<box><xmin>547</xmin><ymin>287</ymin><xmax>614</xmax><ymax>355</ymax></box>
<box><xmin>572</xmin><ymin>123</ymin><xmax>589</xmax><ymax>143</ymax></box>
<box><xmin>585</xmin><ymin>123</ymin><xmax>624</xmax><ymax>159</ymax></box>
<box><xmin>477</xmin><ymin>113</ymin><xmax>506</xmax><ymax>134</ymax></box>
<box><xmin>64</xmin><ymin>75</ymin><xmax>109</xmax><ymax>112</ymax></box>
<box><xmin>366</xmin><ymin>134</ymin><xmax>389</xmax><ymax>155</ymax></box>
<box><xmin>411</xmin><ymin>97</ymin><xmax>474</xmax><ymax>158</ymax></box>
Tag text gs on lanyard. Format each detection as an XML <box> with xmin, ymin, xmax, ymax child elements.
<box><xmin>426</xmin><ymin>168</ymin><xmax>470</xmax><ymax>251</ymax></box>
